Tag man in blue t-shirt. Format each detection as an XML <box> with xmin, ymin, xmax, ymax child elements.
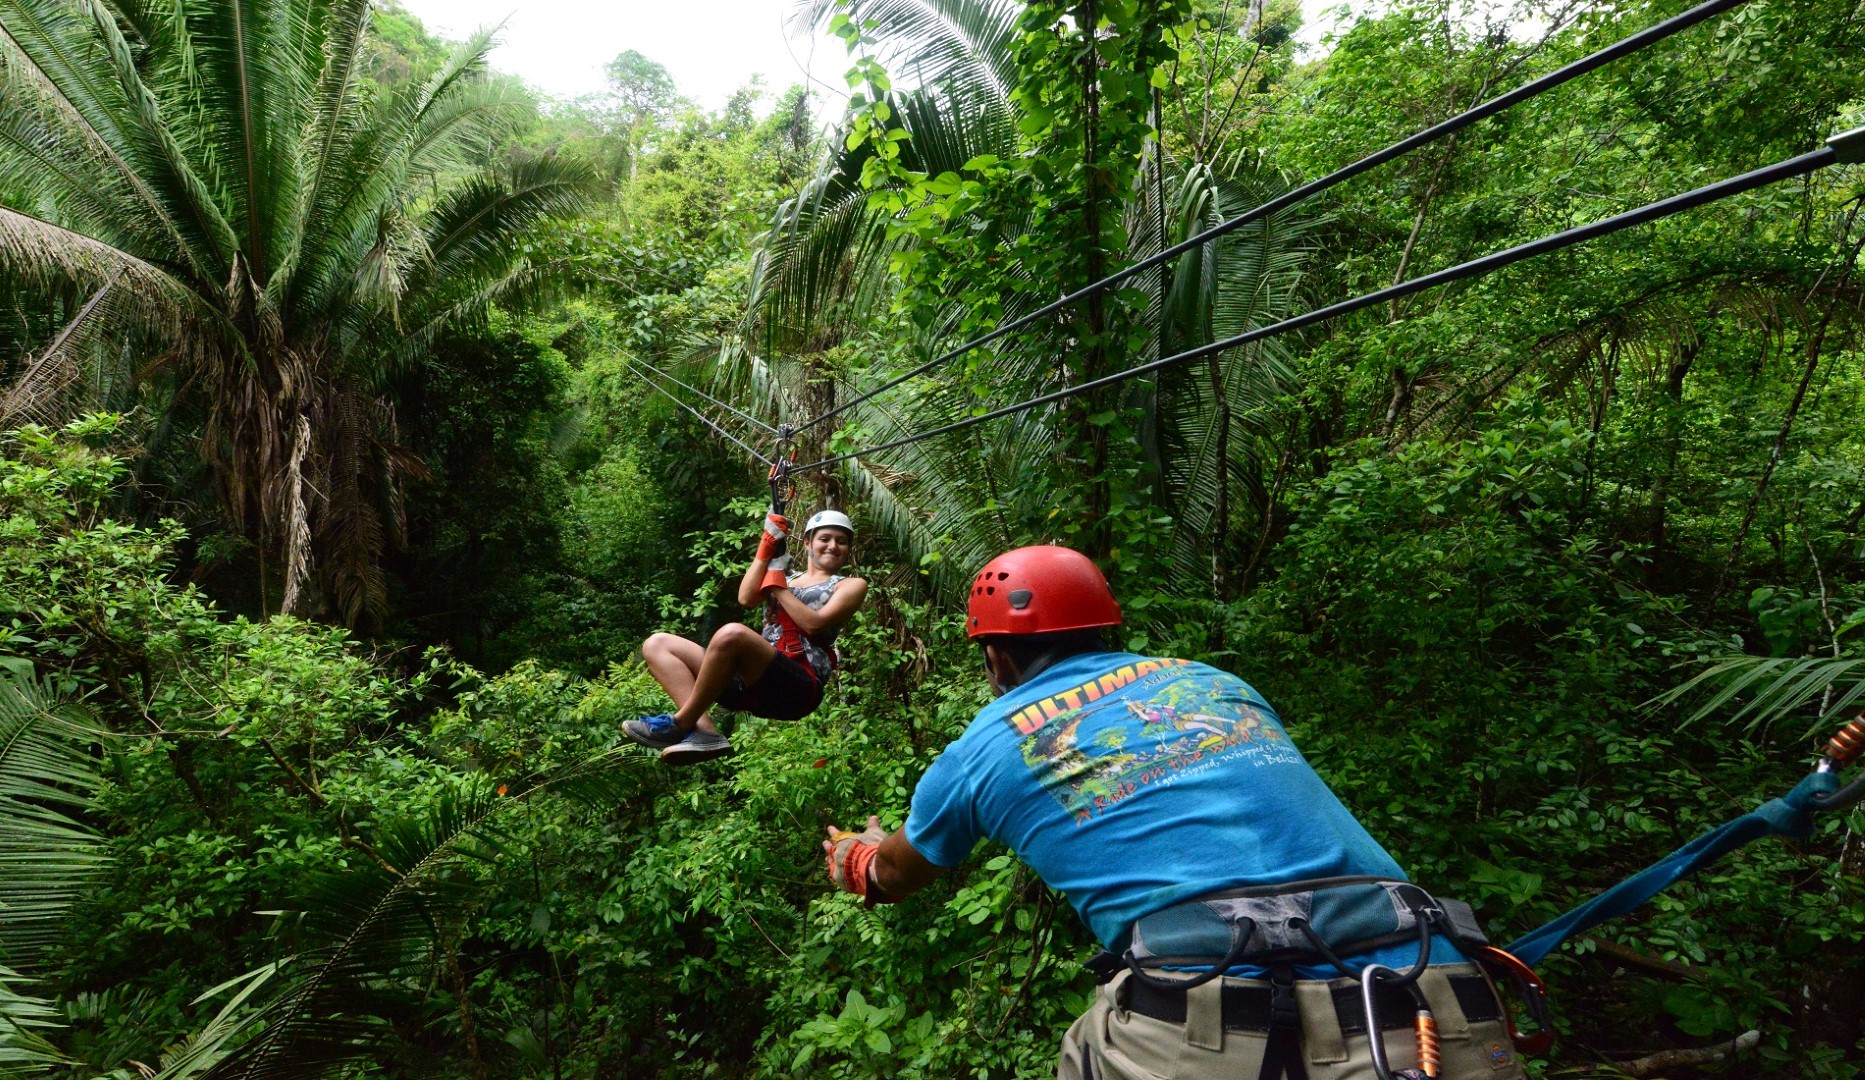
<box><xmin>823</xmin><ymin>546</ymin><xmax>1528</xmax><ymax>1080</ymax></box>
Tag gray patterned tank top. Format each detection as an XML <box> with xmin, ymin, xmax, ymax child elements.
<box><xmin>762</xmin><ymin>574</ymin><xmax>845</xmax><ymax>681</ymax></box>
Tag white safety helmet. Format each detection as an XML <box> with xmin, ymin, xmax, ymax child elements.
<box><xmin>804</xmin><ymin>509</ymin><xmax>854</xmax><ymax>539</ymax></box>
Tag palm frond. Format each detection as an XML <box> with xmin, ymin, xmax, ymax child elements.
<box><xmin>93</xmin><ymin>963</ymin><xmax>285</xmax><ymax>1080</ymax></box>
<box><xmin>0</xmin><ymin>206</ymin><xmax>205</xmax><ymax>344</ymax></box>
<box><xmin>0</xmin><ymin>963</ymin><xmax>69</xmax><ymax>1077</ymax></box>
<box><xmin>0</xmin><ymin>659</ymin><xmax>107</xmax><ymax>968</ymax></box>
<box><xmin>0</xmin><ymin>0</ymin><xmax>217</xmax><ymax>278</ymax></box>
<box><xmin>0</xmin><ymin>275</ymin><xmax>119</xmax><ymax>429</ymax></box>
<box><xmin>792</xmin><ymin>0</ymin><xmax>1020</xmax><ymax>106</ymax></box>
<box><xmin>1652</xmin><ymin>654</ymin><xmax>1865</xmax><ymax>736</ymax></box>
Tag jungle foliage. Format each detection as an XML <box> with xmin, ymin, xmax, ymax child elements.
<box><xmin>1</xmin><ymin>0</ymin><xmax>1863</xmax><ymax>1076</ymax></box>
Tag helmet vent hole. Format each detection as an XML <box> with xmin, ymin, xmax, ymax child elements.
<box><xmin>986</xmin><ymin>586</ymin><xmax>995</xmax><ymax>595</ymax></box>
<box><xmin>997</xmin><ymin>572</ymin><xmax>1010</xmax><ymax>580</ymax></box>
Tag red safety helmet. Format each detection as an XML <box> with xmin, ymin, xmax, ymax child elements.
<box><xmin>966</xmin><ymin>545</ymin><xmax>1122</xmax><ymax>638</ymax></box>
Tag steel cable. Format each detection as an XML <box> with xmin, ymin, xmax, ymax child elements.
<box><xmin>791</xmin><ymin>0</ymin><xmax>1755</xmax><ymax>436</ymax></box>
<box><xmin>790</xmin><ymin>135</ymin><xmax>1859</xmax><ymax>476</ymax></box>
<box><xmin>627</xmin><ymin>359</ymin><xmax>775</xmax><ymax>465</ymax></box>
<box><xmin>628</xmin><ymin>355</ymin><xmax>779</xmax><ymax>436</ymax></box>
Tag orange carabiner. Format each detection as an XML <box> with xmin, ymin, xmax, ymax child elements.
<box><xmin>1812</xmin><ymin>715</ymin><xmax>1865</xmax><ymax>811</ymax></box>
<box><xmin>1475</xmin><ymin>945</ymin><xmax>1554</xmax><ymax>1055</ymax></box>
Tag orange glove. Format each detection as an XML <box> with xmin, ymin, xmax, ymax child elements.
<box><xmin>756</xmin><ymin>512</ymin><xmax>790</xmax><ymax>561</ymax></box>
<box><xmin>824</xmin><ymin>820</ymin><xmax>894</xmax><ymax>906</ymax></box>
<box><xmin>760</xmin><ymin>557</ymin><xmax>790</xmax><ymax>594</ymax></box>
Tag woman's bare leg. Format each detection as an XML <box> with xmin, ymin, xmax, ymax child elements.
<box><xmin>671</xmin><ymin>623</ymin><xmax>778</xmax><ymax>732</ymax></box>
<box><xmin>641</xmin><ymin>632</ymin><xmax>717</xmax><ymax>731</ymax></box>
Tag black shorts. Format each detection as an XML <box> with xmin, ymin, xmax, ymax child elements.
<box><xmin>717</xmin><ymin>651</ymin><xmax>822</xmax><ymax>721</ymax></box>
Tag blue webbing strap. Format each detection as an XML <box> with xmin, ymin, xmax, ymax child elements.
<box><xmin>1506</xmin><ymin>771</ymin><xmax>1842</xmax><ymax>966</ymax></box>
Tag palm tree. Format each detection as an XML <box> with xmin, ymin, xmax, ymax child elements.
<box><xmin>0</xmin><ymin>0</ymin><xmax>593</xmax><ymax>627</ymax></box>
<box><xmin>725</xmin><ymin>0</ymin><xmax>1314</xmax><ymax>597</ymax></box>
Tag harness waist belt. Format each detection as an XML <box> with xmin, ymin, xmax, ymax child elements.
<box><xmin>1123</xmin><ymin>974</ymin><xmax>1501</xmax><ymax>1033</ymax></box>
<box><xmin>1126</xmin><ymin>876</ymin><xmax>1489</xmax><ymax>967</ymax></box>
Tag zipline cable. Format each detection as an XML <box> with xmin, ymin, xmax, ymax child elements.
<box><xmin>794</xmin><ymin>0</ymin><xmax>1755</xmax><ymax>436</ymax></box>
<box><xmin>629</xmin><ymin>355</ymin><xmax>780</xmax><ymax>437</ymax></box>
<box><xmin>627</xmin><ymin>358</ymin><xmax>776</xmax><ymax>465</ymax></box>
<box><xmin>790</xmin><ymin>129</ymin><xmax>1865</xmax><ymax>476</ymax></box>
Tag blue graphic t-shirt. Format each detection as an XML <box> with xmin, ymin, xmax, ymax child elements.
<box><xmin>905</xmin><ymin>653</ymin><xmax>1409</xmax><ymax>952</ymax></box>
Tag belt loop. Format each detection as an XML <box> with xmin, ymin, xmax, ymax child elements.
<box><xmin>1295</xmin><ymin>978</ymin><xmax>1348</xmax><ymax>1064</ymax></box>
<box><xmin>1421</xmin><ymin>964</ymin><xmax>1471</xmax><ymax>1041</ymax></box>
<box><xmin>1105</xmin><ymin>969</ymin><xmax>1133</xmax><ymax>1020</ymax></box>
<box><xmin>1184</xmin><ymin>976</ymin><xmax>1225</xmax><ymax>1051</ymax></box>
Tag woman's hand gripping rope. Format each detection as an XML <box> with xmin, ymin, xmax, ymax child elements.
<box><xmin>757</xmin><ymin>511</ymin><xmax>791</xmax><ymax>593</ymax></box>
<box><xmin>824</xmin><ymin>817</ymin><xmax>896</xmax><ymax>907</ymax></box>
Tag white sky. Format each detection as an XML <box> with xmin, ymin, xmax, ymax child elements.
<box><xmin>392</xmin><ymin>1</ymin><xmax>1352</xmax><ymax>115</ymax></box>
<box><xmin>392</xmin><ymin>0</ymin><xmax>845</xmax><ymax>111</ymax></box>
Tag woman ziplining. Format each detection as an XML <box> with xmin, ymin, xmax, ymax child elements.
<box><xmin>624</xmin><ymin>504</ymin><xmax>868</xmax><ymax>764</ymax></box>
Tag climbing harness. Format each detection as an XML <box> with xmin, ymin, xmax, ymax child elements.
<box><xmin>1085</xmin><ymin>876</ymin><xmax>1498</xmax><ymax>1080</ymax></box>
<box><xmin>1077</xmin><ymin>714</ymin><xmax>1865</xmax><ymax>1073</ymax></box>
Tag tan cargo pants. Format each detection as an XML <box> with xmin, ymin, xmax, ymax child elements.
<box><xmin>1056</xmin><ymin>963</ymin><xmax>1527</xmax><ymax>1080</ymax></box>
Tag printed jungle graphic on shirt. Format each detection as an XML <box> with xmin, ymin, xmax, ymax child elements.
<box><xmin>1007</xmin><ymin>658</ymin><xmax>1301</xmax><ymax>821</ymax></box>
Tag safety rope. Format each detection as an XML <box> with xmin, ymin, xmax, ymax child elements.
<box><xmin>792</xmin><ymin>0</ymin><xmax>1756</xmax><ymax>438</ymax></box>
<box><xmin>788</xmin><ymin>130</ymin><xmax>1864</xmax><ymax>476</ymax></box>
<box><xmin>1506</xmin><ymin>715</ymin><xmax>1865</xmax><ymax>966</ymax></box>
<box><xmin>626</xmin><ymin>358</ymin><xmax>775</xmax><ymax>466</ymax></box>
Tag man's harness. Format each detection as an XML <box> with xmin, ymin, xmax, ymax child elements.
<box><xmin>1085</xmin><ymin>876</ymin><xmax>1548</xmax><ymax>1080</ymax></box>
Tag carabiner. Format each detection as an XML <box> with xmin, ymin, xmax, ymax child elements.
<box><xmin>767</xmin><ymin>457</ymin><xmax>794</xmax><ymax>517</ymax></box>
<box><xmin>1809</xmin><ymin>716</ymin><xmax>1865</xmax><ymax>812</ymax></box>
<box><xmin>1360</xmin><ymin>965</ymin><xmax>1440</xmax><ymax>1080</ymax></box>
<box><xmin>1475</xmin><ymin>945</ymin><xmax>1554</xmax><ymax>1055</ymax></box>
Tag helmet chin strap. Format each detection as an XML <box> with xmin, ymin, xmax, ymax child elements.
<box><xmin>982</xmin><ymin>646</ymin><xmax>1065</xmax><ymax>694</ymax></box>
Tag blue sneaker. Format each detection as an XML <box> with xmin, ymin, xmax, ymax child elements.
<box><xmin>622</xmin><ymin>713</ymin><xmax>685</xmax><ymax>751</ymax></box>
<box><xmin>661</xmin><ymin>729</ymin><xmax>733</xmax><ymax>765</ymax></box>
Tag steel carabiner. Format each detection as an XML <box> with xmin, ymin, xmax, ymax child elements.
<box><xmin>1809</xmin><ymin>716</ymin><xmax>1865</xmax><ymax>812</ymax></box>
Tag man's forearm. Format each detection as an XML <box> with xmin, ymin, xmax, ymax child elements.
<box><xmin>872</xmin><ymin>829</ymin><xmax>943</xmax><ymax>900</ymax></box>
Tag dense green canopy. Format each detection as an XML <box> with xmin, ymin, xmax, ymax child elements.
<box><xmin>1</xmin><ymin>0</ymin><xmax>1862</xmax><ymax>1076</ymax></box>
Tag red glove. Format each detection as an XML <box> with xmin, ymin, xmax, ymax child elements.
<box><xmin>824</xmin><ymin>820</ymin><xmax>895</xmax><ymax>907</ymax></box>
<box><xmin>760</xmin><ymin>561</ymin><xmax>790</xmax><ymax>594</ymax></box>
<box><xmin>756</xmin><ymin>512</ymin><xmax>790</xmax><ymax>561</ymax></box>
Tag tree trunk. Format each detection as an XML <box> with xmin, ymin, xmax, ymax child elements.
<box><xmin>1078</xmin><ymin>0</ymin><xmax>1111</xmax><ymax>558</ymax></box>
<box><xmin>1646</xmin><ymin>335</ymin><xmax>1700</xmax><ymax>580</ymax></box>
